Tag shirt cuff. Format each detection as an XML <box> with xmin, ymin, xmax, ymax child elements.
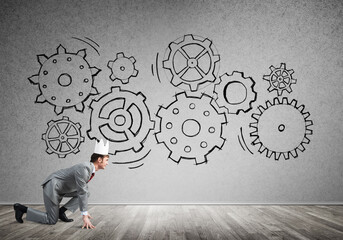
<box><xmin>81</xmin><ymin>211</ymin><xmax>88</xmax><ymax>216</ymax></box>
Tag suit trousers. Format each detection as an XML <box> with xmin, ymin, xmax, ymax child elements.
<box><xmin>26</xmin><ymin>180</ymin><xmax>80</xmax><ymax>225</ymax></box>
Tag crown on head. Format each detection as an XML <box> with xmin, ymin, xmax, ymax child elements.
<box><xmin>94</xmin><ymin>139</ymin><xmax>109</xmax><ymax>155</ymax></box>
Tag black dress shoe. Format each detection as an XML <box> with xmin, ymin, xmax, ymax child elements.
<box><xmin>13</xmin><ymin>203</ymin><xmax>25</xmax><ymax>223</ymax></box>
<box><xmin>59</xmin><ymin>211</ymin><xmax>74</xmax><ymax>222</ymax></box>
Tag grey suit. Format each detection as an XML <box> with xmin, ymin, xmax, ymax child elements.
<box><xmin>26</xmin><ymin>162</ymin><xmax>94</xmax><ymax>224</ymax></box>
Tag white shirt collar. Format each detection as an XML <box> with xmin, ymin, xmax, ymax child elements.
<box><xmin>90</xmin><ymin>162</ymin><xmax>95</xmax><ymax>173</ymax></box>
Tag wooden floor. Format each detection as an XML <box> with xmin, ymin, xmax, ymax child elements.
<box><xmin>0</xmin><ymin>205</ymin><xmax>342</xmax><ymax>240</ymax></box>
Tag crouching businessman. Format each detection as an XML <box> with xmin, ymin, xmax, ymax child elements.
<box><xmin>14</xmin><ymin>139</ymin><xmax>110</xmax><ymax>229</ymax></box>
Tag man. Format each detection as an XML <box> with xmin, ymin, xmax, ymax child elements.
<box><xmin>13</xmin><ymin>139</ymin><xmax>109</xmax><ymax>229</ymax></box>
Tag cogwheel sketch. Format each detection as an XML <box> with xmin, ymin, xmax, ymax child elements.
<box><xmin>155</xmin><ymin>92</ymin><xmax>227</xmax><ymax>164</ymax></box>
<box><xmin>87</xmin><ymin>86</ymin><xmax>155</xmax><ymax>155</ymax></box>
<box><xmin>263</xmin><ymin>63</ymin><xmax>297</xmax><ymax>96</ymax></box>
<box><xmin>42</xmin><ymin>116</ymin><xmax>85</xmax><ymax>158</ymax></box>
<box><xmin>250</xmin><ymin>97</ymin><xmax>313</xmax><ymax>160</ymax></box>
<box><xmin>214</xmin><ymin>71</ymin><xmax>257</xmax><ymax>115</ymax></box>
<box><xmin>107</xmin><ymin>52</ymin><xmax>138</xmax><ymax>84</ymax></box>
<box><xmin>163</xmin><ymin>34</ymin><xmax>220</xmax><ymax>91</ymax></box>
<box><xmin>28</xmin><ymin>45</ymin><xmax>100</xmax><ymax>115</ymax></box>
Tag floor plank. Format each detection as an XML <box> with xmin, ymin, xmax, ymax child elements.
<box><xmin>1</xmin><ymin>205</ymin><xmax>343</xmax><ymax>240</ymax></box>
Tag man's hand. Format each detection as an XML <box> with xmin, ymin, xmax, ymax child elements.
<box><xmin>82</xmin><ymin>214</ymin><xmax>95</xmax><ymax>229</ymax></box>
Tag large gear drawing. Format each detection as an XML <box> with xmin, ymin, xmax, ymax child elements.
<box><xmin>28</xmin><ymin>45</ymin><xmax>100</xmax><ymax>115</ymax></box>
<box><xmin>42</xmin><ymin>116</ymin><xmax>85</xmax><ymax>158</ymax></box>
<box><xmin>107</xmin><ymin>52</ymin><xmax>138</xmax><ymax>84</ymax></box>
<box><xmin>249</xmin><ymin>97</ymin><xmax>313</xmax><ymax>160</ymax></box>
<box><xmin>155</xmin><ymin>92</ymin><xmax>227</xmax><ymax>164</ymax></box>
<box><xmin>163</xmin><ymin>34</ymin><xmax>220</xmax><ymax>92</ymax></box>
<box><xmin>87</xmin><ymin>86</ymin><xmax>155</xmax><ymax>155</ymax></box>
<box><xmin>214</xmin><ymin>71</ymin><xmax>257</xmax><ymax>115</ymax></box>
<box><xmin>263</xmin><ymin>63</ymin><xmax>297</xmax><ymax>96</ymax></box>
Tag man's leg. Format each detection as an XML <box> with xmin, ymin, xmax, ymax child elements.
<box><xmin>26</xmin><ymin>191</ymin><xmax>59</xmax><ymax>225</ymax></box>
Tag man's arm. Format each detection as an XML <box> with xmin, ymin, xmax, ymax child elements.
<box><xmin>74</xmin><ymin>166</ymin><xmax>95</xmax><ymax>229</ymax></box>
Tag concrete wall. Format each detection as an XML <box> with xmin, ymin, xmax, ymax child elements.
<box><xmin>1</xmin><ymin>0</ymin><xmax>342</xmax><ymax>204</ymax></box>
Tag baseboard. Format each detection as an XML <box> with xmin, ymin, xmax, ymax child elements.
<box><xmin>2</xmin><ymin>202</ymin><xmax>343</xmax><ymax>205</ymax></box>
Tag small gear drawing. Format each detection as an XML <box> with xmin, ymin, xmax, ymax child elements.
<box><xmin>263</xmin><ymin>63</ymin><xmax>297</xmax><ymax>96</ymax></box>
<box><xmin>163</xmin><ymin>34</ymin><xmax>220</xmax><ymax>92</ymax></box>
<box><xmin>107</xmin><ymin>52</ymin><xmax>138</xmax><ymax>84</ymax></box>
<box><xmin>249</xmin><ymin>97</ymin><xmax>313</xmax><ymax>160</ymax></box>
<box><xmin>214</xmin><ymin>71</ymin><xmax>257</xmax><ymax>115</ymax></box>
<box><xmin>87</xmin><ymin>86</ymin><xmax>154</xmax><ymax>155</ymax></box>
<box><xmin>155</xmin><ymin>92</ymin><xmax>227</xmax><ymax>164</ymax></box>
<box><xmin>28</xmin><ymin>45</ymin><xmax>100</xmax><ymax>115</ymax></box>
<box><xmin>42</xmin><ymin>116</ymin><xmax>85</xmax><ymax>158</ymax></box>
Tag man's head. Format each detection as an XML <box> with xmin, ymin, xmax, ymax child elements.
<box><xmin>90</xmin><ymin>153</ymin><xmax>109</xmax><ymax>170</ymax></box>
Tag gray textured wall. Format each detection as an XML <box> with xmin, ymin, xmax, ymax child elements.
<box><xmin>1</xmin><ymin>0</ymin><xmax>342</xmax><ymax>204</ymax></box>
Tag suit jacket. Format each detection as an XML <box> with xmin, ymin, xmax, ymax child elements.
<box><xmin>41</xmin><ymin>162</ymin><xmax>94</xmax><ymax>212</ymax></box>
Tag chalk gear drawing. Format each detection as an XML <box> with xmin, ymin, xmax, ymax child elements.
<box><xmin>214</xmin><ymin>71</ymin><xmax>257</xmax><ymax>115</ymax></box>
<box><xmin>250</xmin><ymin>97</ymin><xmax>313</xmax><ymax>160</ymax></box>
<box><xmin>42</xmin><ymin>116</ymin><xmax>85</xmax><ymax>158</ymax></box>
<box><xmin>155</xmin><ymin>92</ymin><xmax>227</xmax><ymax>165</ymax></box>
<box><xmin>87</xmin><ymin>86</ymin><xmax>154</xmax><ymax>155</ymax></box>
<box><xmin>263</xmin><ymin>63</ymin><xmax>297</xmax><ymax>96</ymax></box>
<box><xmin>28</xmin><ymin>45</ymin><xmax>100</xmax><ymax>115</ymax></box>
<box><xmin>107</xmin><ymin>52</ymin><xmax>138</xmax><ymax>84</ymax></box>
<box><xmin>163</xmin><ymin>34</ymin><xmax>220</xmax><ymax>91</ymax></box>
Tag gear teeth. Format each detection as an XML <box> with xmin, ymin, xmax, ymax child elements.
<box><xmin>273</xmin><ymin>98</ymin><xmax>281</xmax><ymax>105</ymax></box>
<box><xmin>162</xmin><ymin>59</ymin><xmax>171</xmax><ymax>69</ymax></box>
<box><xmin>195</xmin><ymin>155</ymin><xmax>207</xmax><ymax>165</ymax></box>
<box><xmin>30</xmin><ymin>45</ymin><xmax>100</xmax><ymax>115</ymax></box>
<box><xmin>43</xmin><ymin>117</ymin><xmax>84</xmax><ymax>158</ymax></box>
<box><xmin>249</xmin><ymin>96</ymin><xmax>313</xmax><ymax>160</ymax></box>
<box><xmin>297</xmin><ymin>104</ymin><xmax>305</xmax><ymax>113</ymax></box>
<box><xmin>215</xmin><ymin>71</ymin><xmax>257</xmax><ymax>114</ymax></box>
<box><xmin>73</xmin><ymin>148</ymin><xmax>80</xmax><ymax>154</ymax></box>
<box><xmin>54</xmin><ymin>106</ymin><xmax>63</xmax><ymax>115</ymax></box>
<box><xmin>57</xmin><ymin>44</ymin><xmax>66</xmax><ymax>54</ymax></box>
<box><xmin>88</xmin><ymin>86</ymin><xmax>154</xmax><ymax>156</ymax></box>
<box><xmin>303</xmin><ymin>112</ymin><xmax>310</xmax><ymax>119</ymax></box>
<box><xmin>189</xmin><ymin>83</ymin><xmax>198</xmax><ymax>91</ymax></box>
<box><xmin>303</xmin><ymin>136</ymin><xmax>310</xmax><ymax>144</ymax></box>
<box><xmin>37</xmin><ymin>55</ymin><xmax>48</xmax><ymax>65</ymax></box>
<box><xmin>213</xmin><ymin>54</ymin><xmax>220</xmax><ymax>62</ymax></box>
<box><xmin>28</xmin><ymin>75</ymin><xmax>39</xmax><ymax>85</ymax></box>
<box><xmin>203</xmin><ymin>38</ymin><xmax>212</xmax><ymax>48</ymax></box>
<box><xmin>117</xmin><ymin>52</ymin><xmax>124</xmax><ymax>58</ymax></box>
<box><xmin>264</xmin><ymin>63</ymin><xmax>297</xmax><ymax>96</ymax></box>
<box><xmin>107</xmin><ymin>52</ymin><xmax>138</xmax><ymax>84</ymax></box>
<box><xmin>107</xmin><ymin>60</ymin><xmax>114</xmax><ymax>68</ymax></box>
<box><xmin>306</xmin><ymin>120</ymin><xmax>313</xmax><ymax>127</ymax></box>
<box><xmin>75</xmin><ymin>103</ymin><xmax>84</xmax><ymax>112</ymax></box>
<box><xmin>77</xmin><ymin>49</ymin><xmax>87</xmax><ymax>58</ymax></box>
<box><xmin>35</xmin><ymin>94</ymin><xmax>46</xmax><ymax>103</ymax></box>
<box><xmin>283</xmin><ymin>152</ymin><xmax>291</xmax><ymax>160</ymax></box>
<box><xmin>156</xmin><ymin>90</ymin><xmax>226</xmax><ymax>165</ymax></box>
<box><xmin>129</xmin><ymin>56</ymin><xmax>136</xmax><ymax>63</ymax></box>
<box><xmin>109</xmin><ymin>74</ymin><xmax>116</xmax><ymax>81</ymax></box>
<box><xmin>184</xmin><ymin>34</ymin><xmax>194</xmax><ymax>41</ymax></box>
<box><xmin>90</xmin><ymin>66</ymin><xmax>101</xmax><ymax>76</ymax></box>
<box><xmin>274</xmin><ymin>152</ymin><xmax>281</xmax><ymax>160</ymax></box>
<box><xmin>163</xmin><ymin>34</ymin><xmax>219</xmax><ymax>91</ymax></box>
